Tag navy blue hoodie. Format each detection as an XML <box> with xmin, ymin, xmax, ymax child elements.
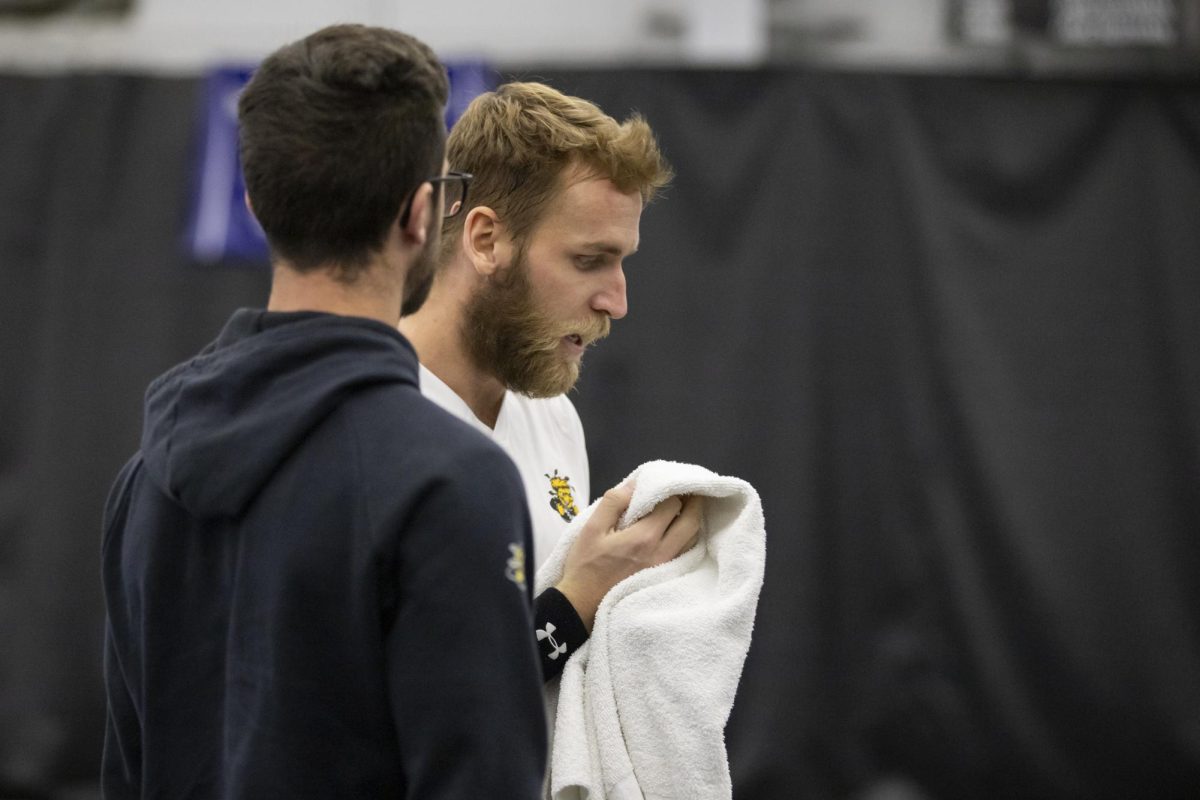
<box><xmin>101</xmin><ymin>309</ymin><xmax>546</xmax><ymax>799</ymax></box>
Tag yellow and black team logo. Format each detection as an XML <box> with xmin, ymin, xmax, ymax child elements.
<box><xmin>505</xmin><ymin>543</ymin><xmax>527</xmax><ymax>591</ymax></box>
<box><xmin>546</xmin><ymin>470</ymin><xmax>579</xmax><ymax>522</ymax></box>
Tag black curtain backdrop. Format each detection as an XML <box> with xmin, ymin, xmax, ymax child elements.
<box><xmin>1</xmin><ymin>69</ymin><xmax>1197</xmax><ymax>799</ymax></box>
<box><xmin>0</xmin><ymin>74</ymin><xmax>270</xmax><ymax>797</ymax></box>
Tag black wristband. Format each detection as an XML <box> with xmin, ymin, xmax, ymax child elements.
<box><xmin>533</xmin><ymin>587</ymin><xmax>590</xmax><ymax>683</ymax></box>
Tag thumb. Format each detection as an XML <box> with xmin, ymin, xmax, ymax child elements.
<box><xmin>587</xmin><ymin>483</ymin><xmax>634</xmax><ymax>534</ymax></box>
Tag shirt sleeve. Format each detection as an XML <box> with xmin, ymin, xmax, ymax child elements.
<box><xmin>101</xmin><ymin>458</ymin><xmax>143</xmax><ymax>800</ymax></box>
<box><xmin>102</xmin><ymin>621</ymin><xmax>142</xmax><ymax>800</ymax></box>
<box><xmin>533</xmin><ymin>587</ymin><xmax>590</xmax><ymax>683</ymax></box>
<box><xmin>384</xmin><ymin>444</ymin><xmax>546</xmax><ymax>799</ymax></box>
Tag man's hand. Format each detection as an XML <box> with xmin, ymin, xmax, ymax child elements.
<box><xmin>555</xmin><ymin>484</ymin><xmax>703</xmax><ymax>632</ymax></box>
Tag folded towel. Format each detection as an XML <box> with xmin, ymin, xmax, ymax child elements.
<box><xmin>535</xmin><ymin>460</ymin><xmax>767</xmax><ymax>800</ymax></box>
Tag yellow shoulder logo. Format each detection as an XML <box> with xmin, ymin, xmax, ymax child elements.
<box><xmin>505</xmin><ymin>543</ymin><xmax>526</xmax><ymax>591</ymax></box>
<box><xmin>546</xmin><ymin>469</ymin><xmax>579</xmax><ymax>522</ymax></box>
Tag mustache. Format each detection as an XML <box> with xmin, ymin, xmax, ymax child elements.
<box><xmin>572</xmin><ymin>314</ymin><xmax>611</xmax><ymax>346</ymax></box>
<box><xmin>519</xmin><ymin>314</ymin><xmax>611</xmax><ymax>356</ymax></box>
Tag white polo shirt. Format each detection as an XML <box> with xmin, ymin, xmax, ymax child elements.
<box><xmin>419</xmin><ymin>364</ymin><xmax>590</xmax><ymax>571</ymax></box>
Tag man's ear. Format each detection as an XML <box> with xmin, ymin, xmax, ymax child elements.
<box><xmin>400</xmin><ymin>182</ymin><xmax>435</xmax><ymax>246</ymax></box>
<box><xmin>462</xmin><ymin>206</ymin><xmax>514</xmax><ymax>277</ymax></box>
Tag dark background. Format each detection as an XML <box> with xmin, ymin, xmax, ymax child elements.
<box><xmin>1</xmin><ymin>68</ymin><xmax>1198</xmax><ymax>799</ymax></box>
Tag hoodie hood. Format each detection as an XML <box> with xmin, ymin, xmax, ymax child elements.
<box><xmin>141</xmin><ymin>309</ymin><xmax>417</xmax><ymax>519</ymax></box>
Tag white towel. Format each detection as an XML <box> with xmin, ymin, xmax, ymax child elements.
<box><xmin>535</xmin><ymin>460</ymin><xmax>767</xmax><ymax>800</ymax></box>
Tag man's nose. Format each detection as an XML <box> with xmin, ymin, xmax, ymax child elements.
<box><xmin>591</xmin><ymin>266</ymin><xmax>628</xmax><ymax>320</ymax></box>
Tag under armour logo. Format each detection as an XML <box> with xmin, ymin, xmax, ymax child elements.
<box><xmin>536</xmin><ymin>622</ymin><xmax>569</xmax><ymax>660</ymax></box>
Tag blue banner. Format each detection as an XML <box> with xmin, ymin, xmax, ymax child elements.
<box><xmin>446</xmin><ymin>60</ymin><xmax>494</xmax><ymax>129</ymax></box>
<box><xmin>186</xmin><ymin>61</ymin><xmax>497</xmax><ymax>265</ymax></box>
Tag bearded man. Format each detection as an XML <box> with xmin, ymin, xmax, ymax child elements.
<box><xmin>401</xmin><ymin>82</ymin><xmax>702</xmax><ymax>681</ymax></box>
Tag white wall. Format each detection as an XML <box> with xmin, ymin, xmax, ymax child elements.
<box><xmin>770</xmin><ymin>0</ymin><xmax>952</xmax><ymax>61</ymax></box>
<box><xmin>0</xmin><ymin>0</ymin><xmax>769</xmax><ymax>72</ymax></box>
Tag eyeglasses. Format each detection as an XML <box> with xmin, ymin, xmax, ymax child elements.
<box><xmin>400</xmin><ymin>171</ymin><xmax>473</xmax><ymax>226</ymax></box>
<box><xmin>430</xmin><ymin>171</ymin><xmax>472</xmax><ymax>220</ymax></box>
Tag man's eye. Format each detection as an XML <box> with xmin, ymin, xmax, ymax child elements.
<box><xmin>575</xmin><ymin>255</ymin><xmax>602</xmax><ymax>270</ymax></box>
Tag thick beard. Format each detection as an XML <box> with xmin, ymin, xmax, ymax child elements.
<box><xmin>462</xmin><ymin>247</ymin><xmax>610</xmax><ymax>398</ymax></box>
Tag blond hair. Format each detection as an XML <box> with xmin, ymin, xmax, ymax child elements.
<box><xmin>443</xmin><ymin>81</ymin><xmax>673</xmax><ymax>254</ymax></box>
